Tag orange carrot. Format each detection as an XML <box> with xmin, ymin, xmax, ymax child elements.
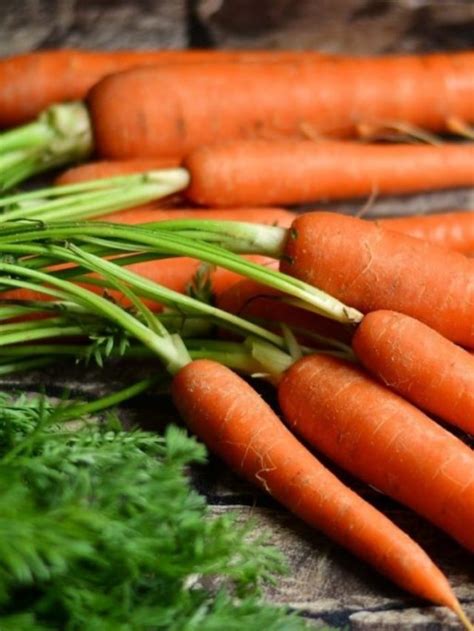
<box><xmin>280</xmin><ymin>212</ymin><xmax>474</xmax><ymax>348</ymax></box>
<box><xmin>1</xmin><ymin>255</ymin><xmax>271</xmax><ymax>311</ymax></box>
<box><xmin>278</xmin><ymin>354</ymin><xmax>474</xmax><ymax>552</ymax></box>
<box><xmin>352</xmin><ymin>310</ymin><xmax>474</xmax><ymax>435</ymax></box>
<box><xmin>216</xmin><ymin>276</ymin><xmax>353</xmax><ymax>345</ymax></box>
<box><xmin>0</xmin><ymin>48</ymin><xmax>330</xmax><ymax>127</ymax></box>
<box><xmin>172</xmin><ymin>358</ymin><xmax>462</xmax><ymax>612</ymax></box>
<box><xmin>379</xmin><ymin>211</ymin><xmax>474</xmax><ymax>254</ymax></box>
<box><xmin>183</xmin><ymin>140</ymin><xmax>474</xmax><ymax>207</ymax></box>
<box><xmin>87</xmin><ymin>51</ymin><xmax>474</xmax><ymax>160</ymax></box>
<box><xmin>55</xmin><ymin>159</ymin><xmax>180</xmax><ymax>185</ymax></box>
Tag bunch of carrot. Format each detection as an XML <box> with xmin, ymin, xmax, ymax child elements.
<box><xmin>0</xmin><ymin>45</ymin><xmax>473</xmax><ymax>628</ymax></box>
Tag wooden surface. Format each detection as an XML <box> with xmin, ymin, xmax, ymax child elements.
<box><xmin>2</xmin><ymin>1</ymin><xmax>474</xmax><ymax>627</ymax></box>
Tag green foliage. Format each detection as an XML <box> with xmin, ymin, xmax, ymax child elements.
<box><xmin>0</xmin><ymin>393</ymin><xmax>308</xmax><ymax>630</ymax></box>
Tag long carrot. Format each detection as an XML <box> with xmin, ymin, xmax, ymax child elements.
<box><xmin>379</xmin><ymin>211</ymin><xmax>474</xmax><ymax>254</ymax></box>
<box><xmin>278</xmin><ymin>353</ymin><xmax>474</xmax><ymax>553</ymax></box>
<box><xmin>352</xmin><ymin>310</ymin><xmax>474</xmax><ymax>435</ymax></box>
<box><xmin>183</xmin><ymin>140</ymin><xmax>474</xmax><ymax>207</ymax></box>
<box><xmin>86</xmin><ymin>52</ymin><xmax>474</xmax><ymax>160</ymax></box>
<box><xmin>171</xmin><ymin>358</ymin><xmax>463</xmax><ymax>614</ymax></box>
<box><xmin>4</xmin><ymin>50</ymin><xmax>473</xmax><ymax>188</ymax></box>
<box><xmin>0</xmin><ymin>48</ymin><xmax>331</xmax><ymax>127</ymax></box>
<box><xmin>279</xmin><ymin>212</ymin><xmax>474</xmax><ymax>348</ymax></box>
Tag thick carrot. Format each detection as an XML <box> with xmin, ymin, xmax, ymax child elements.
<box><xmin>172</xmin><ymin>358</ymin><xmax>461</xmax><ymax>612</ymax></box>
<box><xmin>278</xmin><ymin>354</ymin><xmax>474</xmax><ymax>552</ymax></box>
<box><xmin>87</xmin><ymin>51</ymin><xmax>474</xmax><ymax>160</ymax></box>
<box><xmin>379</xmin><ymin>211</ymin><xmax>474</xmax><ymax>254</ymax></box>
<box><xmin>216</xmin><ymin>277</ymin><xmax>353</xmax><ymax>345</ymax></box>
<box><xmin>352</xmin><ymin>310</ymin><xmax>474</xmax><ymax>435</ymax></box>
<box><xmin>0</xmin><ymin>48</ymin><xmax>330</xmax><ymax>127</ymax></box>
<box><xmin>280</xmin><ymin>212</ymin><xmax>474</xmax><ymax>348</ymax></box>
<box><xmin>183</xmin><ymin>140</ymin><xmax>474</xmax><ymax>207</ymax></box>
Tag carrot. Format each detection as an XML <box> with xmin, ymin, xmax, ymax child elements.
<box><xmin>171</xmin><ymin>358</ymin><xmax>462</xmax><ymax>613</ymax></box>
<box><xmin>87</xmin><ymin>51</ymin><xmax>474</xmax><ymax>160</ymax></box>
<box><xmin>352</xmin><ymin>310</ymin><xmax>474</xmax><ymax>435</ymax></box>
<box><xmin>183</xmin><ymin>140</ymin><xmax>474</xmax><ymax>207</ymax></box>
<box><xmin>278</xmin><ymin>353</ymin><xmax>474</xmax><ymax>553</ymax></box>
<box><xmin>0</xmin><ymin>48</ymin><xmax>330</xmax><ymax>127</ymax></box>
<box><xmin>280</xmin><ymin>212</ymin><xmax>474</xmax><ymax>348</ymax></box>
<box><xmin>55</xmin><ymin>159</ymin><xmax>180</xmax><ymax>185</ymax></box>
<box><xmin>379</xmin><ymin>211</ymin><xmax>474</xmax><ymax>254</ymax></box>
<box><xmin>1</xmin><ymin>255</ymin><xmax>272</xmax><ymax>311</ymax></box>
<box><xmin>54</xmin><ymin>160</ymin><xmax>298</xmax><ymax>225</ymax></box>
<box><xmin>216</xmin><ymin>277</ymin><xmax>353</xmax><ymax>345</ymax></box>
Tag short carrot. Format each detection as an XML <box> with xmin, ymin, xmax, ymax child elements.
<box><xmin>0</xmin><ymin>48</ymin><xmax>330</xmax><ymax>127</ymax></box>
<box><xmin>279</xmin><ymin>212</ymin><xmax>474</xmax><ymax>348</ymax></box>
<box><xmin>379</xmin><ymin>211</ymin><xmax>474</xmax><ymax>254</ymax></box>
<box><xmin>352</xmin><ymin>310</ymin><xmax>474</xmax><ymax>435</ymax></box>
<box><xmin>278</xmin><ymin>354</ymin><xmax>474</xmax><ymax>552</ymax></box>
<box><xmin>172</xmin><ymin>358</ymin><xmax>462</xmax><ymax>613</ymax></box>
<box><xmin>86</xmin><ymin>51</ymin><xmax>474</xmax><ymax>160</ymax></box>
<box><xmin>183</xmin><ymin>140</ymin><xmax>474</xmax><ymax>207</ymax></box>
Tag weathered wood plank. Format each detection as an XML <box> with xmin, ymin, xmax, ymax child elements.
<box><xmin>0</xmin><ymin>0</ymin><xmax>186</xmax><ymax>56</ymax></box>
<box><xmin>195</xmin><ymin>0</ymin><xmax>474</xmax><ymax>53</ymax></box>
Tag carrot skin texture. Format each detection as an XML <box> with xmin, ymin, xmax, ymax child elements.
<box><xmin>87</xmin><ymin>51</ymin><xmax>474</xmax><ymax>160</ymax></box>
<box><xmin>172</xmin><ymin>359</ymin><xmax>459</xmax><ymax>609</ymax></box>
<box><xmin>280</xmin><ymin>212</ymin><xmax>474</xmax><ymax>348</ymax></box>
<box><xmin>279</xmin><ymin>354</ymin><xmax>474</xmax><ymax>552</ymax></box>
<box><xmin>184</xmin><ymin>140</ymin><xmax>474</xmax><ymax>207</ymax></box>
<box><xmin>379</xmin><ymin>211</ymin><xmax>474</xmax><ymax>254</ymax></box>
<box><xmin>0</xmin><ymin>48</ymin><xmax>329</xmax><ymax>127</ymax></box>
<box><xmin>352</xmin><ymin>310</ymin><xmax>474</xmax><ymax>435</ymax></box>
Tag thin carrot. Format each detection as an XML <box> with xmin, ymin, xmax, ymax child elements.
<box><xmin>1</xmin><ymin>255</ymin><xmax>272</xmax><ymax>311</ymax></box>
<box><xmin>279</xmin><ymin>212</ymin><xmax>474</xmax><ymax>348</ymax></box>
<box><xmin>171</xmin><ymin>358</ymin><xmax>462</xmax><ymax>613</ymax></box>
<box><xmin>379</xmin><ymin>211</ymin><xmax>474</xmax><ymax>254</ymax></box>
<box><xmin>352</xmin><ymin>310</ymin><xmax>474</xmax><ymax>435</ymax></box>
<box><xmin>278</xmin><ymin>353</ymin><xmax>474</xmax><ymax>553</ymax></box>
<box><xmin>183</xmin><ymin>140</ymin><xmax>474</xmax><ymax>207</ymax></box>
<box><xmin>216</xmin><ymin>277</ymin><xmax>353</xmax><ymax>345</ymax></box>
<box><xmin>0</xmin><ymin>48</ymin><xmax>330</xmax><ymax>127</ymax></box>
<box><xmin>55</xmin><ymin>159</ymin><xmax>180</xmax><ymax>185</ymax></box>
<box><xmin>86</xmin><ymin>51</ymin><xmax>474</xmax><ymax>160</ymax></box>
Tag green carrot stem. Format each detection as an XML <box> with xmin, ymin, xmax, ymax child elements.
<box><xmin>0</xmin><ymin>169</ymin><xmax>189</xmax><ymax>223</ymax></box>
<box><xmin>136</xmin><ymin>218</ymin><xmax>289</xmax><ymax>255</ymax></box>
<box><xmin>0</xmin><ymin>103</ymin><xmax>93</xmax><ymax>190</ymax></box>
<box><xmin>0</xmin><ymin>221</ymin><xmax>362</xmax><ymax>324</ymax></box>
<box><xmin>0</xmin><ymin>261</ymin><xmax>190</xmax><ymax>374</ymax></box>
<box><xmin>0</xmin><ymin>356</ymin><xmax>56</xmax><ymax>376</ymax></box>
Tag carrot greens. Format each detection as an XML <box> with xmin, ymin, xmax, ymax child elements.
<box><xmin>0</xmin><ymin>388</ymin><xmax>309</xmax><ymax>630</ymax></box>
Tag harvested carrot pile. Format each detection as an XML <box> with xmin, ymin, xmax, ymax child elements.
<box><xmin>0</xmin><ymin>46</ymin><xmax>473</xmax><ymax>630</ymax></box>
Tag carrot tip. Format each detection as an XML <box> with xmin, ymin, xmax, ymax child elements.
<box><xmin>453</xmin><ymin>601</ymin><xmax>474</xmax><ymax>631</ymax></box>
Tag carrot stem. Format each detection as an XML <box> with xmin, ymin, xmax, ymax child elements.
<box><xmin>0</xmin><ymin>221</ymin><xmax>362</xmax><ymax>324</ymax></box>
<box><xmin>0</xmin><ymin>102</ymin><xmax>92</xmax><ymax>190</ymax></box>
<box><xmin>0</xmin><ymin>169</ymin><xmax>189</xmax><ymax>222</ymax></box>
